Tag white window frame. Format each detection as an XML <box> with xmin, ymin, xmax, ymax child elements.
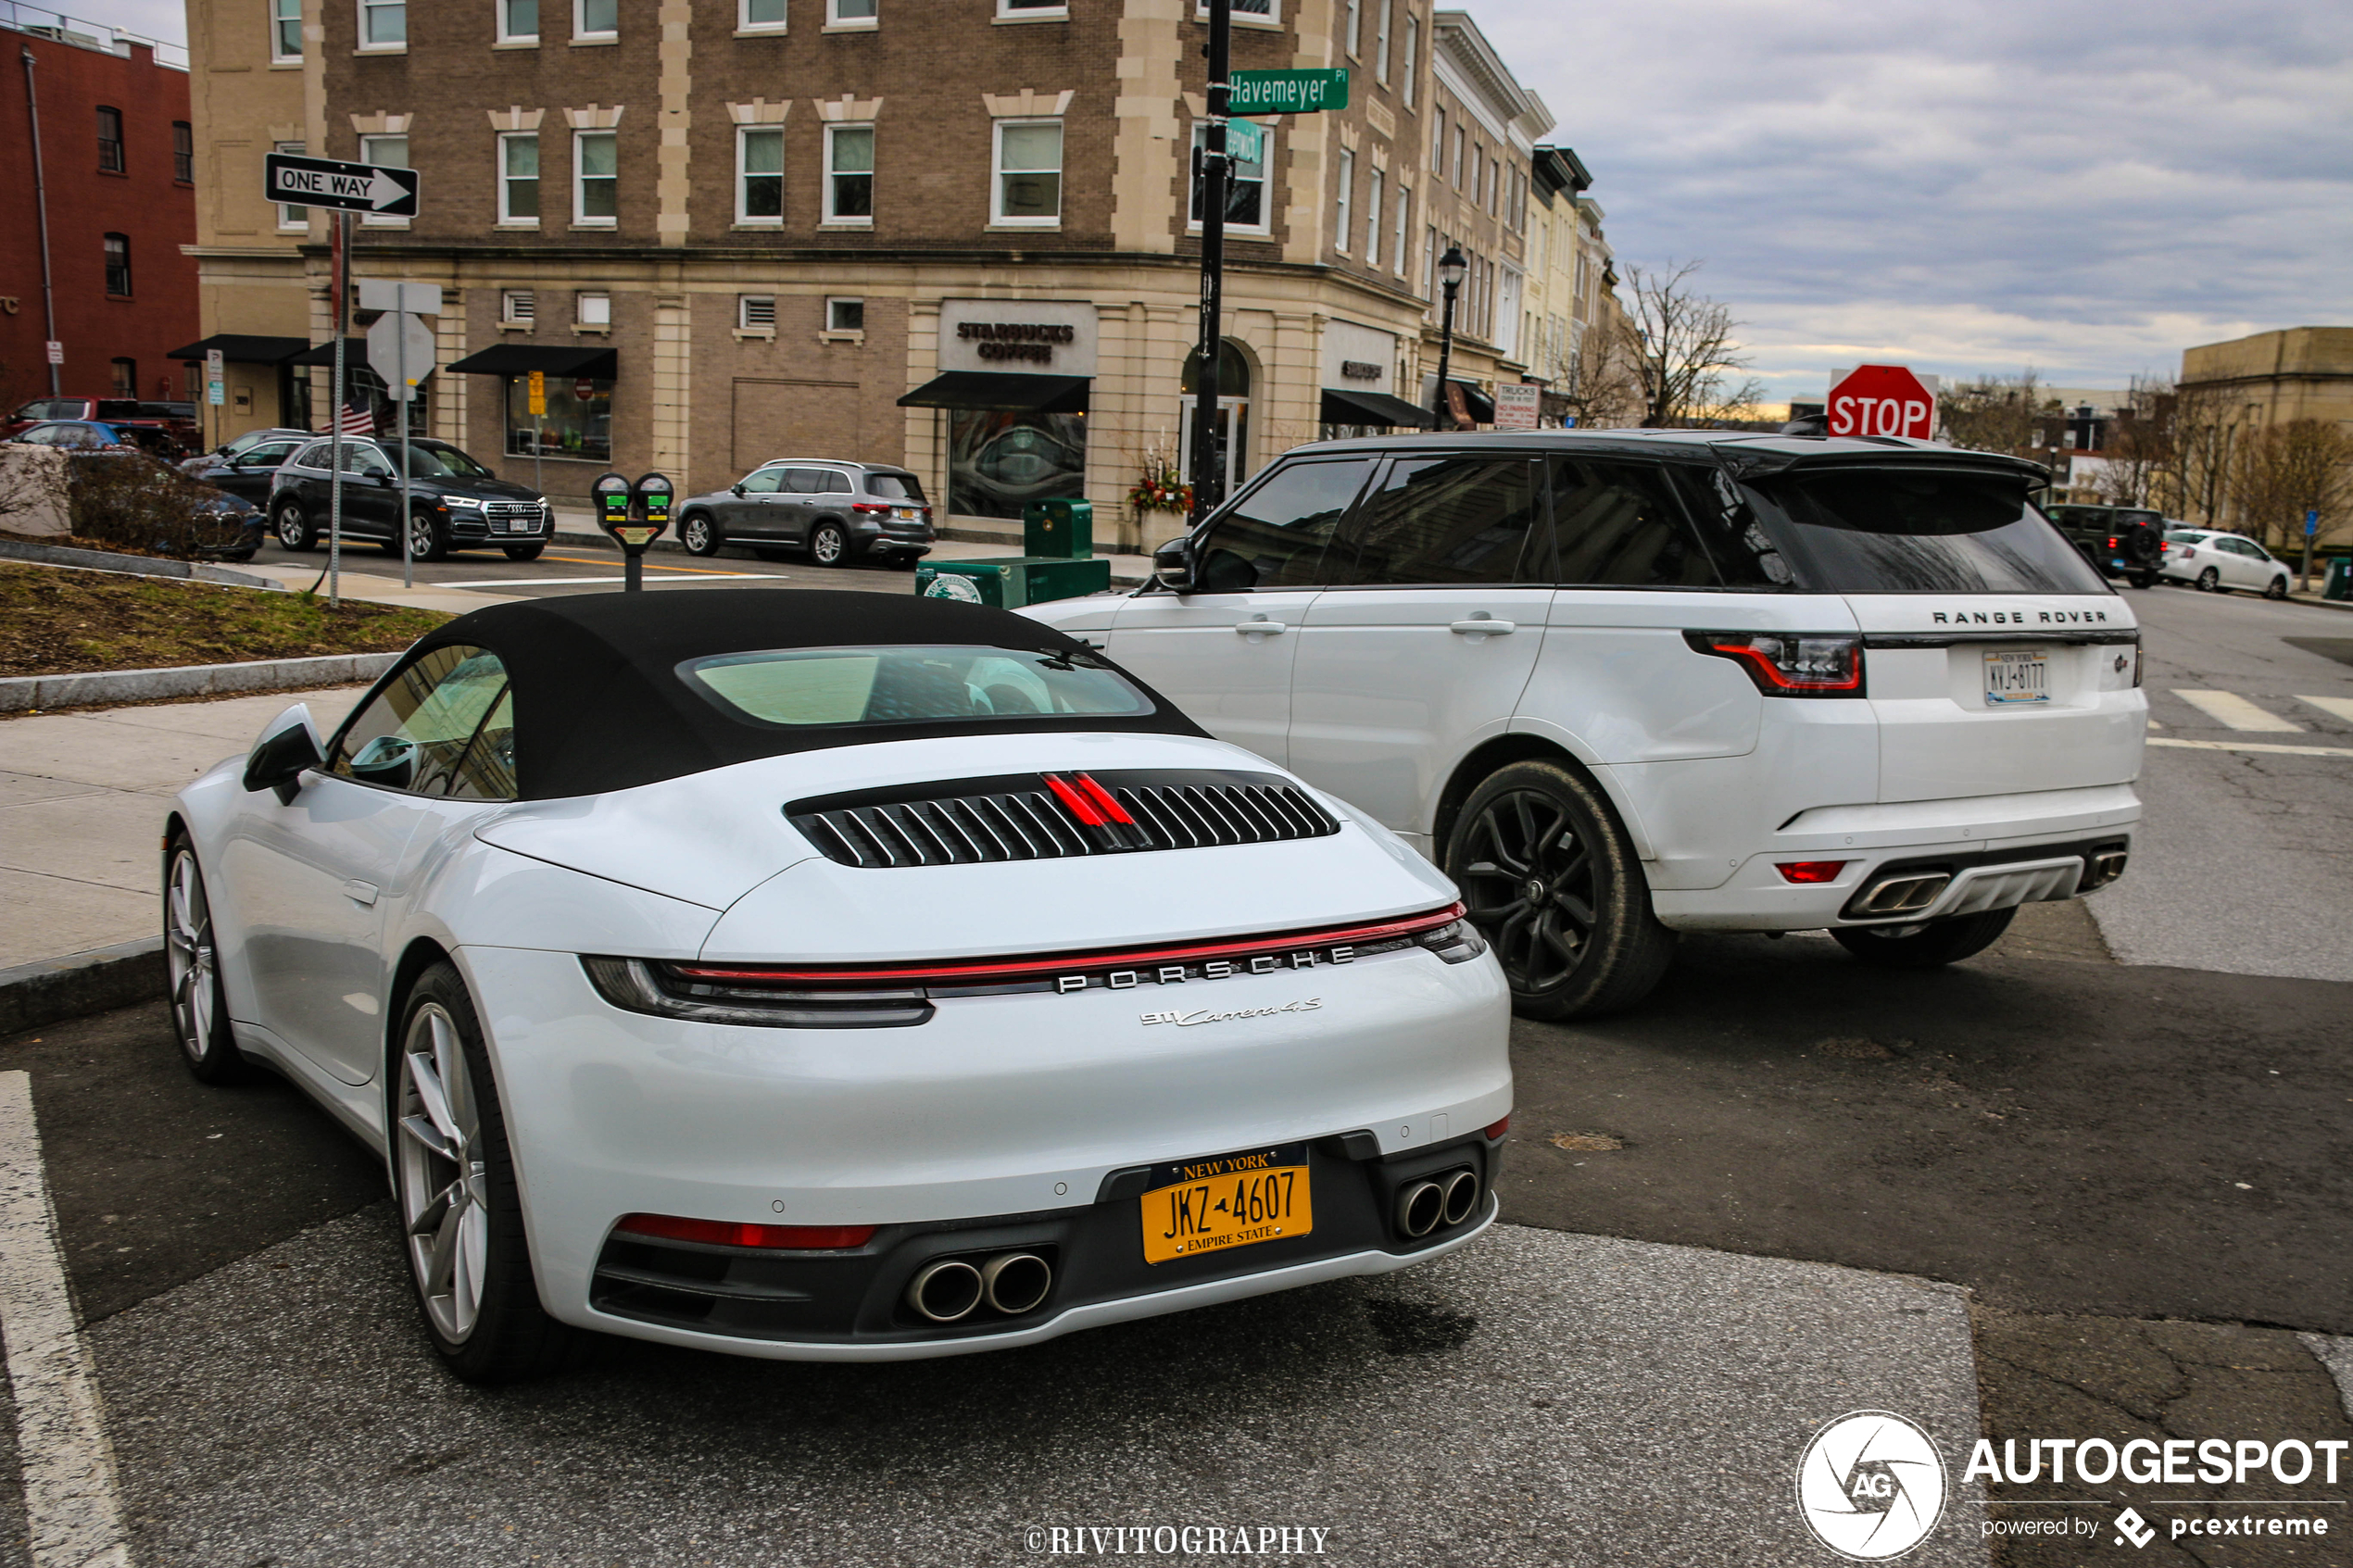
<box><xmin>576</xmin><ymin>291</ymin><xmax>610</xmax><ymax>327</ymax></box>
<box><xmin>497</xmin><ymin>131</ymin><xmax>540</xmax><ymax>226</ymax></box>
<box><xmin>1393</xmin><ymin>188</ymin><xmax>1409</xmax><ymax>276</ymax></box>
<box><xmin>1344</xmin><ymin>0</ymin><xmax>1360</xmax><ymax>56</ymax></box>
<box><xmin>737</xmin><ymin>0</ymin><xmax>787</xmax><ymax>31</ymax></box>
<box><xmin>822</xmin><ymin>121</ymin><xmax>875</xmax><ymax>227</ymax></box>
<box><xmin>1430</xmin><ymin>108</ymin><xmax>1444</xmax><ymax>173</ymax></box>
<box><xmin>1188</xmin><ymin>120</ymin><xmax>1273</xmax><ymax>236</ymax></box>
<box><xmin>1333</xmin><ymin>148</ymin><xmax>1353</xmax><ymax>254</ymax></box>
<box><xmin>358</xmin><ymin>0</ymin><xmax>405</xmax><ymax>50</ymax></box>
<box><xmin>270</xmin><ymin>0</ymin><xmax>302</xmax><ymax>62</ymax></box>
<box><xmin>825</xmin><ymin>296</ymin><xmax>865</xmax><ymax>333</ymax></box>
<box><xmin>996</xmin><ymin>0</ymin><xmax>1066</xmax><ymax>17</ymax></box>
<box><xmin>275</xmin><ymin>139</ymin><xmax>308</xmax><ymax>229</ymax></box>
<box><xmin>1375</xmin><ymin>0</ymin><xmax>1390</xmax><ymax>82</ymax></box>
<box><xmin>1401</xmin><ymin>15</ymin><xmax>1416</xmax><ymax>107</ymax></box>
<box><xmin>573</xmin><ymin>128</ymin><xmax>617</xmax><ymax>227</ymax></box>
<box><xmin>990</xmin><ymin>118</ymin><xmax>1063</xmax><ymax>228</ymax></box>
<box><xmin>573</xmin><ymin>0</ymin><xmax>617</xmax><ymax>40</ymax></box>
<box><xmin>736</xmin><ymin>124</ymin><xmax>784</xmax><ymax>225</ymax></box>
<box><xmin>497</xmin><ymin>0</ymin><xmax>538</xmax><ymax>43</ymax></box>
<box><xmin>826</xmin><ymin>0</ymin><xmax>878</xmax><ymax>28</ymax></box>
<box><xmin>502</xmin><ymin>289</ymin><xmax>535</xmax><ymax>325</ymax></box>
<box><xmin>1197</xmin><ymin>0</ymin><xmax>1279</xmax><ymax>20</ymax></box>
<box><xmin>358</xmin><ymin>133</ymin><xmax>409</xmax><ymax>227</ymax></box>
<box><xmin>1365</xmin><ymin>167</ymin><xmax>1381</xmax><ymax>268</ymax></box>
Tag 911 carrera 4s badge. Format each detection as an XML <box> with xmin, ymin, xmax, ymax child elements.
<box><xmin>1139</xmin><ymin>997</ymin><xmax>1322</xmax><ymax>1026</ymax></box>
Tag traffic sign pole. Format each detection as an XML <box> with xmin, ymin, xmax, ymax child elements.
<box><xmin>396</xmin><ymin>312</ymin><xmax>411</xmax><ymax>589</ymax></box>
<box><xmin>1188</xmin><ymin>0</ymin><xmax>1231</xmax><ymax>529</ymax></box>
<box><xmin>328</xmin><ymin>210</ymin><xmax>348</xmax><ymax>609</ymax></box>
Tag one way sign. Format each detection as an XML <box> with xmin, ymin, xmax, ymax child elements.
<box><xmin>264</xmin><ymin>151</ymin><xmax>420</xmax><ymax>217</ymax></box>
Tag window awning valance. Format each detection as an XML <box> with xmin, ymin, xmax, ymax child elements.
<box><xmin>165</xmin><ymin>334</ymin><xmax>311</xmax><ymax>364</ymax></box>
<box><xmin>445</xmin><ymin>345</ymin><xmax>619</xmax><ymax>378</ymax></box>
<box><xmin>897</xmin><ymin>371</ymin><xmax>1090</xmax><ymax>414</ymax></box>
<box><xmin>1320</xmin><ymin>387</ymin><xmax>1435</xmax><ymax>428</ymax></box>
<box><xmin>284</xmin><ymin>337</ymin><xmax>368</xmax><ymax>368</ymax></box>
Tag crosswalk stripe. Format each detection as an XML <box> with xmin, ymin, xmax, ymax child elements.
<box><xmin>2297</xmin><ymin>695</ymin><xmax>2353</xmax><ymax>725</ymax></box>
<box><xmin>2148</xmin><ymin>737</ymin><xmax>2353</xmax><ymax>759</ymax></box>
<box><xmin>2170</xmin><ymin>689</ymin><xmax>2303</xmax><ymax>732</ymax></box>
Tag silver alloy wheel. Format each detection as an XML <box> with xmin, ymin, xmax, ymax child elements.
<box><xmin>165</xmin><ymin>849</ymin><xmax>216</xmax><ymax>1063</ymax></box>
<box><xmin>396</xmin><ymin>1002</ymin><xmax>489</xmax><ymax>1345</ymax></box>
<box><xmin>408</xmin><ymin>510</ymin><xmax>436</xmax><ymax>560</ymax></box>
<box><xmin>683</xmin><ymin>514</ymin><xmax>712</xmax><ymax>553</ymax></box>
<box><xmin>2196</xmin><ymin>567</ymin><xmax>2220</xmax><ymax>592</ymax></box>
<box><xmin>273</xmin><ymin>504</ymin><xmax>308</xmax><ymax>549</ymax></box>
<box><xmin>811</xmin><ymin>522</ymin><xmax>846</xmax><ymax>565</ymax></box>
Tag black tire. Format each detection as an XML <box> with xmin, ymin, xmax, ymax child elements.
<box><xmin>163</xmin><ymin>834</ymin><xmax>249</xmax><ymax>1085</ymax></box>
<box><xmin>407</xmin><ymin>508</ymin><xmax>450</xmax><ymax>563</ymax></box>
<box><xmin>2196</xmin><ymin>567</ymin><xmax>2221</xmax><ymax>593</ymax></box>
<box><xmin>808</xmin><ymin>521</ymin><xmax>848</xmax><ymax>567</ymax></box>
<box><xmin>391</xmin><ymin>963</ymin><xmax>594</xmax><ymax>1383</ymax></box>
<box><xmin>1831</xmin><ymin>907</ymin><xmax>2016</xmax><ymax>970</ymax></box>
<box><xmin>2129</xmin><ymin>571</ymin><xmax>2157</xmax><ymax>590</ymax></box>
<box><xmin>679</xmin><ymin>511</ymin><xmax>724</xmax><ymax>558</ymax></box>
<box><xmin>1442</xmin><ymin>759</ymin><xmax>1677</xmax><ymax>1020</ymax></box>
<box><xmin>2265</xmin><ymin>574</ymin><xmax>2289</xmax><ymax>600</ymax></box>
<box><xmin>503</xmin><ymin>542</ymin><xmax>545</xmax><ymax>561</ymax></box>
<box><xmin>272</xmin><ymin>501</ymin><xmax>315</xmax><ymax>552</ymax></box>
<box><xmin>887</xmin><ymin>552</ymin><xmax>919</xmax><ymax>571</ymax></box>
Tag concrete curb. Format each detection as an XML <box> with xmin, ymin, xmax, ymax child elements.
<box><xmin>0</xmin><ymin>936</ymin><xmax>165</xmax><ymax>1036</ymax></box>
<box><xmin>0</xmin><ymin>652</ymin><xmax>400</xmax><ymax>714</ymax></box>
<box><xmin>547</xmin><ymin>528</ymin><xmax>1153</xmax><ymax>587</ymax></box>
<box><xmin>0</xmin><ymin>536</ymin><xmax>284</xmax><ymax>593</ymax></box>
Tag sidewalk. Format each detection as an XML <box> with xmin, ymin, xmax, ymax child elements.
<box><xmin>548</xmin><ymin>507</ymin><xmax>1160</xmax><ymax>585</ymax></box>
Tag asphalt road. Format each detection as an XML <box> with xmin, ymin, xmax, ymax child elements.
<box><xmin>245</xmin><ymin>531</ymin><xmax>926</xmax><ymax>597</ymax></box>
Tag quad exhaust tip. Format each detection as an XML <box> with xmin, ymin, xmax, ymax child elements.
<box><xmin>1441</xmin><ymin>1169</ymin><xmax>1481</xmax><ymax>1226</ymax></box>
<box><xmin>1397</xmin><ymin>1168</ymin><xmax>1479</xmax><ymax>1239</ymax></box>
<box><xmin>907</xmin><ymin>1259</ymin><xmax>985</xmax><ymax>1323</ymax></box>
<box><xmin>1851</xmin><ymin>872</ymin><xmax>1949</xmax><ymax>917</ymax></box>
<box><xmin>2085</xmin><ymin>849</ymin><xmax>2129</xmax><ymax>890</ymax></box>
<box><xmin>982</xmin><ymin>1252</ymin><xmax>1053</xmax><ymax>1316</ymax></box>
<box><xmin>908</xmin><ymin>1252</ymin><xmax>1055</xmax><ymax>1323</ymax></box>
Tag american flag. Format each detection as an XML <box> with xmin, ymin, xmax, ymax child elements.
<box><xmin>325</xmin><ymin>399</ymin><xmax>373</xmax><ymax>436</ymax></box>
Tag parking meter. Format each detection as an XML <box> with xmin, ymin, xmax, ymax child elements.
<box><xmin>592</xmin><ymin>471</ymin><xmax>633</xmax><ymax>539</ymax></box>
<box><xmin>633</xmin><ymin>472</ymin><xmax>674</xmax><ymax>539</ymax></box>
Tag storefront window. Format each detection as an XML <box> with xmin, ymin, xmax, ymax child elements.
<box><xmin>505</xmin><ymin>375</ymin><xmax>612</xmax><ymax>462</ymax></box>
<box><xmin>948</xmin><ymin>411</ymin><xmax>1086</xmax><ymax>521</ymax></box>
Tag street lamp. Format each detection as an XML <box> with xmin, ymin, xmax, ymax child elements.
<box><xmin>1431</xmin><ymin>245</ymin><xmax>1467</xmax><ymax>429</ymax></box>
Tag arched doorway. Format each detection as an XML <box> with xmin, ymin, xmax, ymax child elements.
<box><xmin>1178</xmin><ymin>339</ymin><xmax>1252</xmax><ymax>499</ymax></box>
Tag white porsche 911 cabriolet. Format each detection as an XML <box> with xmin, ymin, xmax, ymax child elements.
<box><xmin>164</xmin><ymin>591</ymin><xmax>1511</xmax><ymax>1380</ymax></box>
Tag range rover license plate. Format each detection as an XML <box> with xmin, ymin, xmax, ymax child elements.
<box><xmin>1140</xmin><ymin>1143</ymin><xmax>1312</xmax><ymax>1265</ymax></box>
<box><xmin>1983</xmin><ymin>650</ymin><xmax>2049</xmax><ymax>706</ymax></box>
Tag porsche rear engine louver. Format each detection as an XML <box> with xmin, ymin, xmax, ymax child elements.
<box><xmin>787</xmin><ymin>770</ymin><xmax>1340</xmax><ymax>868</ymax></box>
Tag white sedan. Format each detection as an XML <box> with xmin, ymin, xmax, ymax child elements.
<box><xmin>2160</xmin><ymin>529</ymin><xmax>2293</xmax><ymax>597</ymax></box>
<box><xmin>164</xmin><ymin>590</ymin><xmax>1510</xmax><ymax>1381</ymax></box>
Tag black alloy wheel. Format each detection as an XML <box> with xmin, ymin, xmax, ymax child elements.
<box><xmin>272</xmin><ymin>502</ymin><xmax>315</xmax><ymax>551</ymax></box>
<box><xmin>808</xmin><ymin>521</ymin><xmax>848</xmax><ymax>567</ymax></box>
<box><xmin>408</xmin><ymin>508</ymin><xmax>450</xmax><ymax>563</ymax></box>
<box><xmin>503</xmin><ymin>542</ymin><xmax>545</xmax><ymax>561</ymax></box>
<box><xmin>1831</xmin><ymin>908</ymin><xmax>2016</xmax><ymax>970</ymax></box>
<box><xmin>680</xmin><ymin>512</ymin><xmax>723</xmax><ymax>558</ymax></box>
<box><xmin>1444</xmin><ymin>759</ymin><xmax>1677</xmax><ymax>1020</ymax></box>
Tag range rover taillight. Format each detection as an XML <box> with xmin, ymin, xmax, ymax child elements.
<box><xmin>1685</xmin><ymin>633</ymin><xmax>1866</xmax><ymax>697</ymax></box>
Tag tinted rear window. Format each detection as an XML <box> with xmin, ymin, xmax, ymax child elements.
<box><xmin>865</xmin><ymin>471</ymin><xmax>925</xmax><ymax>503</ymax></box>
<box><xmin>1743</xmin><ymin>469</ymin><xmax>2108</xmax><ymax>595</ymax></box>
<box><xmin>95</xmin><ymin>400</ymin><xmax>143</xmax><ymax>420</ymax></box>
<box><xmin>681</xmin><ymin>645</ymin><xmax>1151</xmax><ymax>729</ymax></box>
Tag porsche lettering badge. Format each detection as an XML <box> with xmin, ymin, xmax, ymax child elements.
<box><xmin>1053</xmin><ymin>945</ymin><xmax>1355</xmax><ymax>996</ymax></box>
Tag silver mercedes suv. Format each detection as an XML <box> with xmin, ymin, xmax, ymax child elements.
<box><xmin>674</xmin><ymin>458</ymin><xmax>936</xmax><ymax>568</ymax></box>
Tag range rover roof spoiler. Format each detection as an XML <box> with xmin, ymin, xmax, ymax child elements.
<box><xmin>1714</xmin><ymin>446</ymin><xmax>2050</xmax><ymax>486</ymax></box>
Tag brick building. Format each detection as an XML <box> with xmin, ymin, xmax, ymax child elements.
<box><xmin>0</xmin><ymin>10</ymin><xmax>198</xmax><ymax>418</ymax></box>
<box><xmin>190</xmin><ymin>0</ymin><xmax>1555</xmax><ymax>547</ymax></box>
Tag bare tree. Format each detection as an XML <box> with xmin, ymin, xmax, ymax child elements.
<box><xmin>2229</xmin><ymin>419</ymin><xmax>2353</xmax><ymax>585</ymax></box>
<box><xmin>1941</xmin><ymin>372</ymin><xmax>2058</xmax><ymax>467</ymax></box>
<box><xmin>2091</xmin><ymin>377</ymin><xmax>2174</xmax><ymax>508</ymax></box>
<box><xmin>1558</xmin><ymin>314</ymin><xmax>1645</xmax><ymax>430</ymax></box>
<box><xmin>2164</xmin><ymin>382</ymin><xmax>2234</xmax><ymax>526</ymax></box>
<box><xmin>1620</xmin><ymin>260</ymin><xmax>1764</xmax><ymax>428</ymax></box>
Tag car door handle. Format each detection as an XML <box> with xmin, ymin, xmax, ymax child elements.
<box><xmin>1234</xmin><ymin>619</ymin><xmax>1287</xmax><ymax>635</ymax></box>
<box><xmin>342</xmin><ymin>879</ymin><xmax>380</xmax><ymax>907</ymax></box>
<box><xmin>1450</xmin><ymin>619</ymin><xmax>1516</xmax><ymax>636</ymax></box>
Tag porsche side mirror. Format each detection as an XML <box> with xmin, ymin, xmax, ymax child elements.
<box><xmin>243</xmin><ymin>703</ymin><xmax>323</xmax><ymax>804</ymax></box>
<box><xmin>1151</xmin><ymin>535</ymin><xmax>1198</xmax><ymax>594</ymax></box>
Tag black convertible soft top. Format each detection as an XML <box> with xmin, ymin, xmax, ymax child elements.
<box><xmin>393</xmin><ymin>589</ymin><xmax>1202</xmax><ymax>799</ymax></box>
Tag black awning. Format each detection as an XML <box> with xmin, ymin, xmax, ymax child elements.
<box><xmin>166</xmin><ymin>334</ymin><xmax>310</xmax><ymax>364</ymax></box>
<box><xmin>1321</xmin><ymin>387</ymin><xmax>1435</xmax><ymax>429</ymax></box>
<box><xmin>444</xmin><ymin>345</ymin><xmax>619</xmax><ymax>378</ymax></box>
<box><xmin>285</xmin><ymin>337</ymin><xmax>368</xmax><ymax>368</ymax></box>
<box><xmin>1447</xmin><ymin>379</ymin><xmax>1497</xmax><ymax>423</ymax></box>
<box><xmin>897</xmin><ymin>371</ymin><xmax>1090</xmax><ymax>414</ymax></box>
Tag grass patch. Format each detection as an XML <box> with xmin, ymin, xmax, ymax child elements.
<box><xmin>0</xmin><ymin>561</ymin><xmax>450</xmax><ymax>679</ymax></box>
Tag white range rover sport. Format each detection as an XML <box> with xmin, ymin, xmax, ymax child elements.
<box><xmin>1024</xmin><ymin>431</ymin><xmax>2145</xmax><ymax>1020</ymax></box>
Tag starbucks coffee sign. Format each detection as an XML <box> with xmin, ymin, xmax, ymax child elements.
<box><xmin>939</xmin><ymin>299</ymin><xmax>1099</xmax><ymax>377</ymax></box>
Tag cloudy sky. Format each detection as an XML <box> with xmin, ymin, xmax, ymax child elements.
<box><xmin>101</xmin><ymin>0</ymin><xmax>2350</xmax><ymax>402</ymax></box>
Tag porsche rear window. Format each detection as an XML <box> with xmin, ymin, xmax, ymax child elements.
<box><xmin>680</xmin><ymin>645</ymin><xmax>1153</xmax><ymax>729</ymax></box>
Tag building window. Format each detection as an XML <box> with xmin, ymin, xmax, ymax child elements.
<box><xmin>827</xmin><ymin>0</ymin><xmax>876</xmax><ymax>24</ymax></box>
<box><xmin>1365</xmin><ymin>167</ymin><xmax>1381</xmax><ymax>267</ymax></box>
<box><xmin>998</xmin><ymin>0</ymin><xmax>1064</xmax><ymax>15</ymax></box>
<box><xmin>96</xmin><ymin>107</ymin><xmax>124</xmax><ymax>172</ymax></box>
<box><xmin>503</xmin><ymin>289</ymin><xmax>535</xmax><ymax>324</ymax></box>
<box><xmin>1424</xmin><ymin>226</ymin><xmax>1435</xmax><ymax>292</ymax></box>
<box><xmin>1189</xmin><ymin>121</ymin><xmax>1268</xmax><ymax>231</ymax></box>
<box><xmin>1375</xmin><ymin>0</ymin><xmax>1390</xmax><ymax>82</ymax></box>
<box><xmin>1197</xmin><ymin>0</ymin><xmax>1277</xmax><ymax>18</ymax></box>
<box><xmin>951</xmin><ymin>410</ymin><xmax>1087</xmax><ymax>520</ymax></box>
<box><xmin>992</xmin><ymin>119</ymin><xmax>1061</xmax><ymax>225</ymax></box>
<box><xmin>573</xmin><ymin>0</ymin><xmax>616</xmax><ymax>39</ymax></box>
<box><xmin>824</xmin><ymin>124</ymin><xmax>874</xmax><ymax>223</ymax></box>
<box><xmin>737</xmin><ymin>126</ymin><xmax>783</xmax><ymax>222</ymax></box>
<box><xmin>277</xmin><ymin>140</ymin><xmax>308</xmax><ymax>228</ymax></box>
<box><xmin>574</xmin><ymin>130</ymin><xmax>617</xmax><ymax>225</ymax></box>
<box><xmin>359</xmin><ymin>133</ymin><xmax>409</xmax><ymax>225</ymax></box>
<box><xmin>173</xmin><ymin>121</ymin><xmax>194</xmax><ymax>182</ymax></box>
<box><xmin>103</xmin><ymin>233</ymin><xmax>131</xmax><ymax>296</ymax></box>
<box><xmin>1394</xmin><ymin>188</ymin><xmax>1409</xmax><ymax>277</ymax></box>
<box><xmin>111</xmin><ymin>358</ymin><xmax>137</xmax><ymax>395</ymax></box>
<box><xmin>499</xmin><ymin>0</ymin><xmax>538</xmax><ymax>41</ymax></box>
<box><xmin>827</xmin><ymin>297</ymin><xmax>864</xmax><ymax>332</ymax></box>
<box><xmin>739</xmin><ymin>295</ymin><xmax>775</xmax><ymax>329</ymax></box>
<box><xmin>1333</xmin><ymin>149</ymin><xmax>1353</xmax><ymax>253</ymax></box>
<box><xmin>1452</xmin><ymin>127</ymin><xmax>1465</xmax><ymax>188</ymax></box>
<box><xmin>499</xmin><ymin>132</ymin><xmax>539</xmax><ymax>222</ymax></box>
<box><xmin>1401</xmin><ymin>14</ymin><xmax>1416</xmax><ymax>106</ymax></box>
<box><xmin>577</xmin><ymin>292</ymin><xmax>610</xmax><ymax>327</ymax></box>
<box><xmin>271</xmin><ymin>0</ymin><xmax>302</xmax><ymax>60</ymax></box>
<box><xmin>1343</xmin><ymin>0</ymin><xmax>1359</xmax><ymax>56</ymax></box>
<box><xmin>1488</xmin><ymin>157</ymin><xmax>1500</xmax><ymax>214</ymax></box>
<box><xmin>1430</xmin><ymin>108</ymin><xmax>1443</xmax><ymax>174</ymax></box>
<box><xmin>359</xmin><ymin>0</ymin><xmax>406</xmax><ymax>47</ymax></box>
<box><xmin>505</xmin><ymin>375</ymin><xmax>611</xmax><ymax>461</ymax></box>
<box><xmin>739</xmin><ymin>0</ymin><xmax>786</xmax><ymax>29</ymax></box>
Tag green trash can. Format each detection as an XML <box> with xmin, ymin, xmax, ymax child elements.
<box><xmin>916</xmin><ymin>555</ymin><xmax>1111</xmax><ymax>608</ymax></box>
<box><xmin>2325</xmin><ymin>556</ymin><xmax>2352</xmax><ymax>602</ymax></box>
<box><xmin>1023</xmin><ymin>498</ymin><xmax>1094</xmax><ymax>560</ymax></box>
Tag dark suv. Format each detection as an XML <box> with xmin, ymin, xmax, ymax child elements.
<box><xmin>673</xmin><ymin>458</ymin><xmax>934</xmax><ymax>568</ymax></box>
<box><xmin>266</xmin><ymin>437</ymin><xmax>551</xmax><ymax>561</ymax></box>
<box><xmin>2045</xmin><ymin>504</ymin><xmax>2164</xmax><ymax>588</ymax></box>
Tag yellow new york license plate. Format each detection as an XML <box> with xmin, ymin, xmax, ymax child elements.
<box><xmin>1140</xmin><ymin>1143</ymin><xmax>1313</xmax><ymax>1266</ymax></box>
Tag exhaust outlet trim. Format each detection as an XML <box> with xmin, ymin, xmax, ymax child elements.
<box><xmin>1396</xmin><ymin>1179</ymin><xmax>1445</xmax><ymax>1239</ymax></box>
<box><xmin>906</xmin><ymin>1259</ymin><xmax>984</xmax><ymax>1323</ymax></box>
<box><xmin>1441</xmin><ymin>1169</ymin><xmax>1480</xmax><ymax>1226</ymax></box>
<box><xmin>981</xmin><ymin>1252</ymin><xmax>1053</xmax><ymax>1316</ymax></box>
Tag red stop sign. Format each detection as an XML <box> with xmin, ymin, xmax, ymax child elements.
<box><xmin>1828</xmin><ymin>365</ymin><xmax>1936</xmax><ymax>439</ymax></box>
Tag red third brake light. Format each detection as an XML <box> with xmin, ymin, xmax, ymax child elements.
<box><xmin>615</xmin><ymin>1214</ymin><xmax>876</xmax><ymax>1250</ymax></box>
<box><xmin>1776</xmin><ymin>860</ymin><xmax>1848</xmax><ymax>884</ymax></box>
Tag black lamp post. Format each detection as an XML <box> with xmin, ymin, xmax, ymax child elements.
<box><xmin>1431</xmin><ymin>245</ymin><xmax>1467</xmax><ymax>429</ymax></box>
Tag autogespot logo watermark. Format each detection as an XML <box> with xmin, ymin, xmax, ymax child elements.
<box><xmin>1796</xmin><ymin>1411</ymin><xmax>1950</xmax><ymax>1561</ymax></box>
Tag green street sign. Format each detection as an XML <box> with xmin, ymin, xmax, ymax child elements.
<box><xmin>1225</xmin><ymin>118</ymin><xmax>1265</xmax><ymax>164</ymax></box>
<box><xmin>1228</xmin><ymin>68</ymin><xmax>1350</xmax><ymax>114</ymax></box>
